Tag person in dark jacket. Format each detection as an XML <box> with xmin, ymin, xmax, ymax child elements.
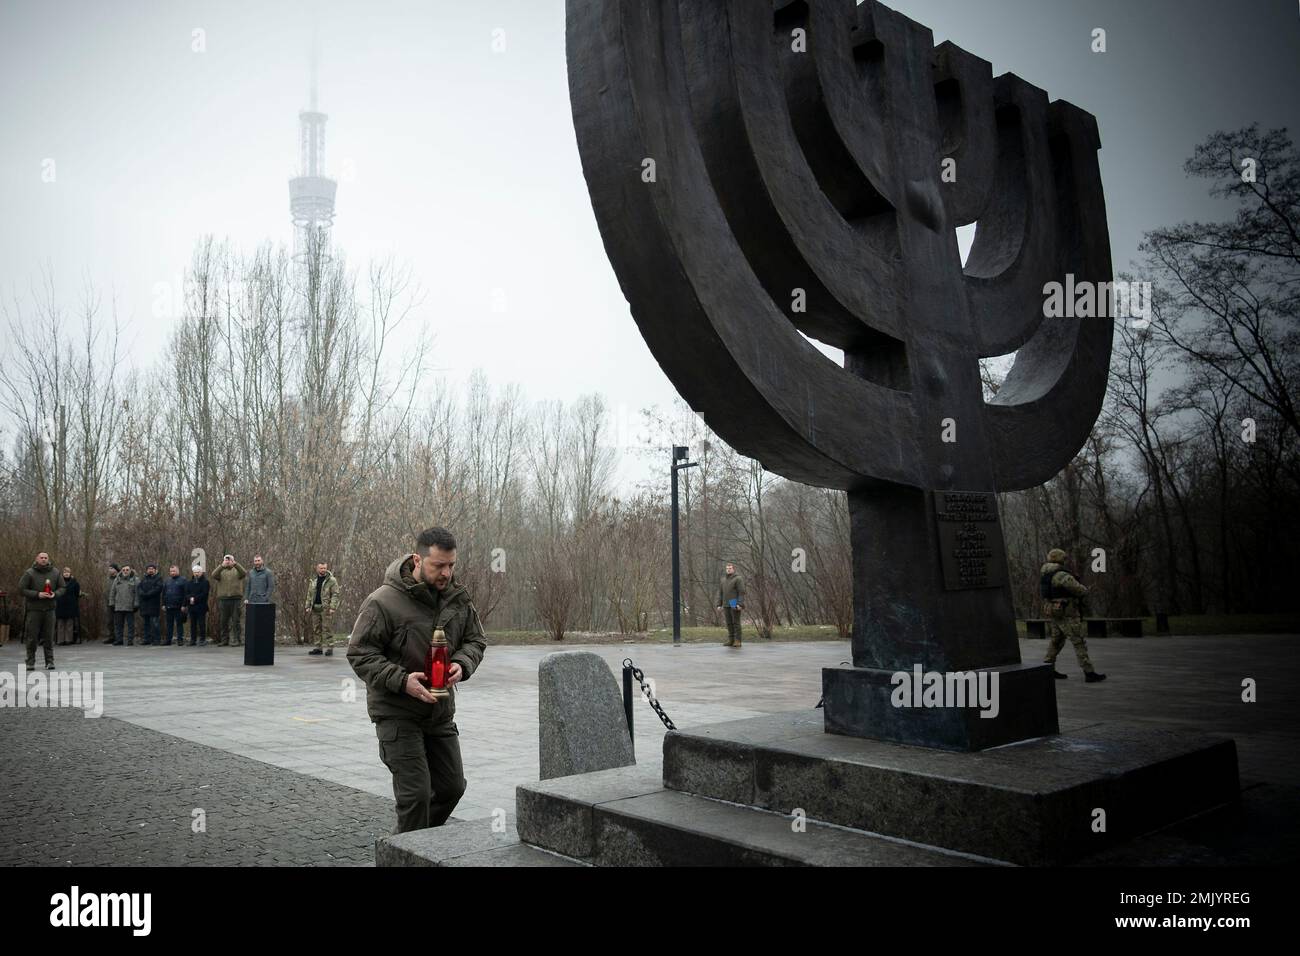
<box><xmin>185</xmin><ymin>565</ymin><xmax>211</xmax><ymax>646</ymax></box>
<box><xmin>347</xmin><ymin>527</ymin><xmax>487</xmax><ymax>834</ymax></box>
<box><xmin>162</xmin><ymin>565</ymin><xmax>188</xmax><ymax>646</ymax></box>
<box><xmin>55</xmin><ymin>567</ymin><xmax>83</xmax><ymax>645</ymax></box>
<box><xmin>137</xmin><ymin>564</ymin><xmax>164</xmax><ymax>646</ymax></box>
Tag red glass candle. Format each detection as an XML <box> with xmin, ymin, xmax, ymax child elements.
<box><xmin>43</xmin><ymin>580</ymin><xmax>53</xmax><ymax>596</ymax></box>
<box><xmin>426</xmin><ymin>628</ymin><xmax>450</xmax><ymax>700</ymax></box>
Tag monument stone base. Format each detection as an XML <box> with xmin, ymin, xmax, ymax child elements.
<box><xmin>821</xmin><ymin>662</ymin><xmax>1060</xmax><ymax>750</ymax></box>
<box><xmin>377</xmin><ymin>712</ymin><xmax>1240</xmax><ymax>867</ymax></box>
<box><xmin>506</xmin><ymin>711</ymin><xmax>1239</xmax><ymax>867</ymax></box>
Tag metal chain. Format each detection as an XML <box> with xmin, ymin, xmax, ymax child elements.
<box><xmin>623</xmin><ymin>658</ymin><xmax>677</xmax><ymax>731</ymax></box>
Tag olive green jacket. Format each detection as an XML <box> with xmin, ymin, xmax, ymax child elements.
<box><xmin>211</xmin><ymin>561</ymin><xmax>247</xmax><ymax>601</ymax></box>
<box><xmin>346</xmin><ymin>555</ymin><xmax>487</xmax><ymax>724</ymax></box>
<box><xmin>718</xmin><ymin>572</ymin><xmax>745</xmax><ymax>607</ymax></box>
<box><xmin>19</xmin><ymin>563</ymin><xmax>65</xmax><ymax>611</ymax></box>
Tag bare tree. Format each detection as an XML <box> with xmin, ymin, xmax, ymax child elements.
<box><xmin>1144</xmin><ymin>126</ymin><xmax>1299</xmax><ymax>439</ymax></box>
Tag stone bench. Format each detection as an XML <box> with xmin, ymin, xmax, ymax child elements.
<box><xmin>1086</xmin><ymin>618</ymin><xmax>1143</xmax><ymax>638</ymax></box>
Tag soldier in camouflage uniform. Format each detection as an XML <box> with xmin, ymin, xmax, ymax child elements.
<box><xmin>304</xmin><ymin>562</ymin><xmax>341</xmax><ymax>656</ymax></box>
<box><xmin>716</xmin><ymin>562</ymin><xmax>745</xmax><ymax>648</ymax></box>
<box><xmin>1040</xmin><ymin>548</ymin><xmax>1106</xmax><ymax>683</ymax></box>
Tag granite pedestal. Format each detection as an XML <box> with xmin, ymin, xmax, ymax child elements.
<box><xmin>501</xmin><ymin>711</ymin><xmax>1240</xmax><ymax>867</ymax></box>
<box><xmin>821</xmin><ymin>661</ymin><xmax>1059</xmax><ymax>751</ymax></box>
<box><xmin>657</xmin><ymin>711</ymin><xmax>1240</xmax><ymax>865</ymax></box>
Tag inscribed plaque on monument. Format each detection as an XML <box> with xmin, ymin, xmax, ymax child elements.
<box><xmin>934</xmin><ymin>491</ymin><xmax>1008</xmax><ymax>590</ymax></box>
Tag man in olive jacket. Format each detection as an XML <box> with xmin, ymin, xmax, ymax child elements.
<box><xmin>211</xmin><ymin>554</ymin><xmax>247</xmax><ymax>647</ymax></box>
<box><xmin>347</xmin><ymin>527</ymin><xmax>487</xmax><ymax>833</ymax></box>
<box><xmin>716</xmin><ymin>562</ymin><xmax>746</xmax><ymax>648</ymax></box>
<box><xmin>19</xmin><ymin>552</ymin><xmax>64</xmax><ymax>669</ymax></box>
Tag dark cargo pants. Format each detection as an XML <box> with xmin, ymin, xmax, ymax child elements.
<box><xmin>374</xmin><ymin>717</ymin><xmax>466</xmax><ymax>833</ymax></box>
<box><xmin>24</xmin><ymin>609</ymin><xmax>55</xmax><ymax>667</ymax></box>
<box><xmin>218</xmin><ymin>597</ymin><xmax>243</xmax><ymax>645</ymax></box>
<box><xmin>724</xmin><ymin>606</ymin><xmax>742</xmax><ymax>645</ymax></box>
<box><xmin>165</xmin><ymin>607</ymin><xmax>186</xmax><ymax>644</ymax></box>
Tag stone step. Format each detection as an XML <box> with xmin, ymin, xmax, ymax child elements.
<box><xmin>515</xmin><ymin>764</ymin><xmax>992</xmax><ymax>866</ymax></box>
<box><xmin>376</xmin><ymin>817</ymin><xmax>587</xmax><ymax>867</ymax></box>
<box><xmin>661</xmin><ymin>711</ymin><xmax>1240</xmax><ymax>865</ymax></box>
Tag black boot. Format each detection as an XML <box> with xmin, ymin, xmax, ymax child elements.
<box><xmin>1052</xmin><ymin>670</ymin><xmax>1068</xmax><ymax>679</ymax></box>
<box><xmin>1085</xmin><ymin>671</ymin><xmax>1107</xmax><ymax>683</ymax></box>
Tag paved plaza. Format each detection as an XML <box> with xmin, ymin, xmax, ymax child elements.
<box><xmin>1</xmin><ymin>633</ymin><xmax>1296</xmax><ymax>865</ymax></box>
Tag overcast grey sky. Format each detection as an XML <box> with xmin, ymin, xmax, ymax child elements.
<box><xmin>2</xmin><ymin>0</ymin><xmax>1298</xmax><ymax>489</ymax></box>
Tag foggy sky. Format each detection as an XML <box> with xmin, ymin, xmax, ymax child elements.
<box><xmin>2</xmin><ymin>0</ymin><xmax>1298</xmax><ymax>490</ymax></box>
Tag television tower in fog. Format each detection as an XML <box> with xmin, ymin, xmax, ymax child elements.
<box><xmin>288</xmin><ymin>31</ymin><xmax>336</xmax><ymax>264</ymax></box>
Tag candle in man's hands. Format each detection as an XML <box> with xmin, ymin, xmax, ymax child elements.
<box><xmin>426</xmin><ymin>628</ymin><xmax>450</xmax><ymax>700</ymax></box>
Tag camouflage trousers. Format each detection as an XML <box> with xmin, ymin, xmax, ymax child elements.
<box><xmin>1042</xmin><ymin>604</ymin><xmax>1094</xmax><ymax>674</ymax></box>
<box><xmin>309</xmin><ymin>609</ymin><xmax>333</xmax><ymax>648</ymax></box>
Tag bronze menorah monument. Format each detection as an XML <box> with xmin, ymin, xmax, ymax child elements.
<box><xmin>567</xmin><ymin>0</ymin><xmax>1114</xmax><ymax>750</ymax></box>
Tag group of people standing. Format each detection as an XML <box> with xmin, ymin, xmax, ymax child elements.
<box><xmin>14</xmin><ymin>552</ymin><xmax>343</xmax><ymax>668</ymax></box>
<box><xmin>102</xmin><ymin>560</ymin><xmax>222</xmax><ymax>647</ymax></box>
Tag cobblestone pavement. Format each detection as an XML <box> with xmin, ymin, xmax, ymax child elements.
<box><xmin>0</xmin><ymin>632</ymin><xmax>1295</xmax><ymax>865</ymax></box>
<box><xmin>0</xmin><ymin>706</ymin><xmax>393</xmax><ymax>866</ymax></box>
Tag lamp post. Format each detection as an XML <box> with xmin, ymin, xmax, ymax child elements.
<box><xmin>671</xmin><ymin>445</ymin><xmax>698</xmax><ymax>645</ymax></box>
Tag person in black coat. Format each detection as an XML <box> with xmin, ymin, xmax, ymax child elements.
<box><xmin>137</xmin><ymin>564</ymin><xmax>165</xmax><ymax>646</ymax></box>
<box><xmin>54</xmin><ymin>568</ymin><xmax>83</xmax><ymax>645</ymax></box>
<box><xmin>184</xmin><ymin>565</ymin><xmax>211</xmax><ymax>646</ymax></box>
<box><xmin>161</xmin><ymin>565</ymin><xmax>188</xmax><ymax>646</ymax></box>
